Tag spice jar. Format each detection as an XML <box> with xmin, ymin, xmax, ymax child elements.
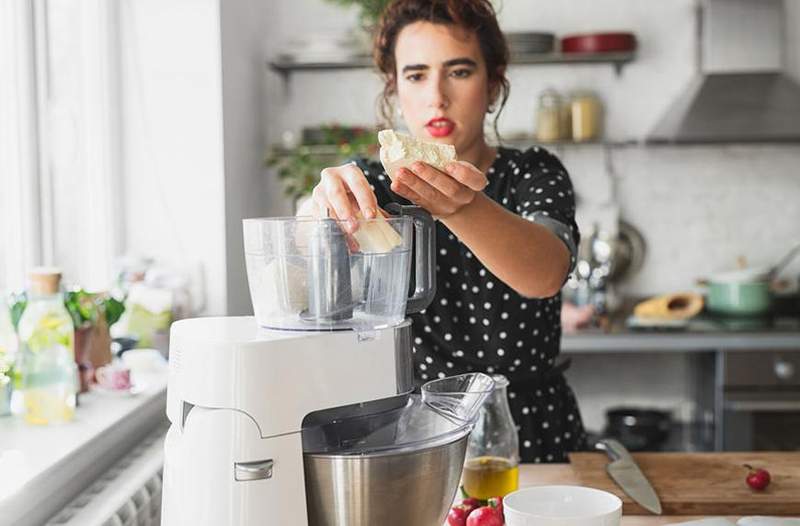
<box><xmin>571</xmin><ymin>91</ymin><xmax>602</xmax><ymax>142</ymax></box>
<box><xmin>463</xmin><ymin>374</ymin><xmax>520</xmax><ymax>499</ymax></box>
<box><xmin>535</xmin><ymin>88</ymin><xmax>565</xmax><ymax>143</ymax></box>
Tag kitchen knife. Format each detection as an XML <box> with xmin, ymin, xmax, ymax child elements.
<box><xmin>596</xmin><ymin>438</ymin><xmax>663</xmax><ymax>515</ymax></box>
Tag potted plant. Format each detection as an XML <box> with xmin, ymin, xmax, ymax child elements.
<box><xmin>322</xmin><ymin>0</ymin><xmax>392</xmax><ymax>30</ymax></box>
<box><xmin>266</xmin><ymin>124</ymin><xmax>379</xmax><ymax>208</ymax></box>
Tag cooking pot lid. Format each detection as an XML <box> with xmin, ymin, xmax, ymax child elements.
<box><xmin>711</xmin><ymin>266</ymin><xmax>771</xmax><ymax>283</ymax></box>
<box><xmin>302</xmin><ymin>373</ymin><xmax>494</xmax><ymax>456</ymax></box>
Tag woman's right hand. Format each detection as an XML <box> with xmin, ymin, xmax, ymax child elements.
<box><xmin>308</xmin><ymin>162</ymin><xmax>379</xmax><ymax>228</ymax></box>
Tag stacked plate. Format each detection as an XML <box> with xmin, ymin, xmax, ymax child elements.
<box><xmin>275</xmin><ymin>31</ymin><xmax>370</xmax><ymax>64</ymax></box>
<box><xmin>504</xmin><ymin>32</ymin><xmax>556</xmax><ymax>54</ymax></box>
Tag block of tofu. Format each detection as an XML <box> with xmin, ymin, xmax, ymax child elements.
<box><xmin>378</xmin><ymin>129</ymin><xmax>457</xmax><ymax>180</ymax></box>
<box><xmin>350</xmin><ymin>210</ymin><xmax>403</xmax><ymax>253</ymax></box>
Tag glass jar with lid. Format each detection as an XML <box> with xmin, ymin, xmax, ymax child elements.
<box><xmin>462</xmin><ymin>374</ymin><xmax>520</xmax><ymax>499</ymax></box>
<box><xmin>571</xmin><ymin>91</ymin><xmax>602</xmax><ymax>142</ymax></box>
<box><xmin>535</xmin><ymin>88</ymin><xmax>565</xmax><ymax>143</ymax></box>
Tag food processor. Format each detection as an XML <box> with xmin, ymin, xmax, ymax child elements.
<box><xmin>161</xmin><ymin>205</ymin><xmax>494</xmax><ymax>525</ymax></box>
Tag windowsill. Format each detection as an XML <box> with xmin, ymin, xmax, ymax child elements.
<box><xmin>0</xmin><ymin>371</ymin><xmax>168</xmax><ymax>526</ymax></box>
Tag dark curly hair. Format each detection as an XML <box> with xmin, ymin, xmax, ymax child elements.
<box><xmin>374</xmin><ymin>0</ymin><xmax>510</xmax><ymax>139</ymax></box>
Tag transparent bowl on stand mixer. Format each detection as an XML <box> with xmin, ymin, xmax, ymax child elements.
<box><xmin>243</xmin><ymin>204</ymin><xmax>435</xmax><ymax>332</ymax></box>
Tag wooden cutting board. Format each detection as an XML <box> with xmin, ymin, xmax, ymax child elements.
<box><xmin>569</xmin><ymin>452</ymin><xmax>800</xmax><ymax>516</ymax></box>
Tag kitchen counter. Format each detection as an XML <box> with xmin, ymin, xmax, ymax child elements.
<box><xmin>561</xmin><ymin>298</ymin><xmax>800</xmax><ymax>353</ymax></box>
<box><xmin>562</xmin><ymin>329</ymin><xmax>800</xmax><ymax>353</ymax></box>
<box><xmin>0</xmin><ymin>371</ymin><xmax>168</xmax><ymax>526</ymax></box>
<box><xmin>520</xmin><ymin>464</ymin><xmax>740</xmax><ymax>525</ymax></box>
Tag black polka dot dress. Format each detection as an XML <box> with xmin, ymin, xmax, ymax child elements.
<box><xmin>356</xmin><ymin>145</ymin><xmax>588</xmax><ymax>463</ymax></box>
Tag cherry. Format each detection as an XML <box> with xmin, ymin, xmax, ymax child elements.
<box><xmin>744</xmin><ymin>464</ymin><xmax>771</xmax><ymax>491</ymax></box>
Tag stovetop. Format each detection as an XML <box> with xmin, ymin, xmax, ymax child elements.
<box><xmin>610</xmin><ymin>295</ymin><xmax>800</xmax><ymax>335</ymax></box>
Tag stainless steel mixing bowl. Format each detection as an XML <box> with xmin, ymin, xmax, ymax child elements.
<box><xmin>303</xmin><ymin>433</ymin><xmax>468</xmax><ymax>526</ymax></box>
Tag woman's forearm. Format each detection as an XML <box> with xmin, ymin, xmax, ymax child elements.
<box><xmin>441</xmin><ymin>193</ymin><xmax>570</xmax><ymax>298</ymax></box>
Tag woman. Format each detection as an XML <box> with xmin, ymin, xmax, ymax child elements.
<box><xmin>304</xmin><ymin>0</ymin><xmax>587</xmax><ymax>462</ymax></box>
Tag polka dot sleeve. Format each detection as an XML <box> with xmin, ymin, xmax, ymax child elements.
<box><xmin>512</xmin><ymin>147</ymin><xmax>580</xmax><ymax>274</ymax></box>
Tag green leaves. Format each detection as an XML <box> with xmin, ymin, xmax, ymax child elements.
<box><xmin>266</xmin><ymin>125</ymin><xmax>379</xmax><ymax>202</ymax></box>
<box><xmin>103</xmin><ymin>296</ymin><xmax>125</xmax><ymax>327</ymax></box>
<box><xmin>322</xmin><ymin>0</ymin><xmax>392</xmax><ymax>26</ymax></box>
<box><xmin>64</xmin><ymin>289</ymin><xmax>99</xmax><ymax>328</ymax></box>
<box><xmin>9</xmin><ymin>292</ymin><xmax>27</xmax><ymax>332</ymax></box>
<box><xmin>8</xmin><ymin>289</ymin><xmax>125</xmax><ymax>331</ymax></box>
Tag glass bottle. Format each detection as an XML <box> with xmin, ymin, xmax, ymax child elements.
<box><xmin>0</xmin><ymin>298</ymin><xmax>17</xmax><ymax>416</ymax></box>
<box><xmin>17</xmin><ymin>268</ymin><xmax>77</xmax><ymax>425</ymax></box>
<box><xmin>462</xmin><ymin>374</ymin><xmax>520</xmax><ymax>499</ymax></box>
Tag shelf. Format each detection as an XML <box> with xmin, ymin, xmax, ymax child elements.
<box><xmin>268</xmin><ymin>51</ymin><xmax>636</xmax><ymax>80</ymax></box>
<box><xmin>499</xmin><ymin>136</ymin><xmax>641</xmax><ymax>149</ymax></box>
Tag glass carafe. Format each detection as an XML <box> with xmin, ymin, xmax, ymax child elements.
<box><xmin>463</xmin><ymin>374</ymin><xmax>520</xmax><ymax>499</ymax></box>
<box><xmin>17</xmin><ymin>269</ymin><xmax>77</xmax><ymax>425</ymax></box>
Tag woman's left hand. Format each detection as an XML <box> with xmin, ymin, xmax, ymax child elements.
<box><xmin>390</xmin><ymin>160</ymin><xmax>488</xmax><ymax>219</ymax></box>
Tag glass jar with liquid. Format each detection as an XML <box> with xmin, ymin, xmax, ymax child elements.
<box><xmin>462</xmin><ymin>374</ymin><xmax>520</xmax><ymax>499</ymax></box>
<box><xmin>17</xmin><ymin>268</ymin><xmax>77</xmax><ymax>425</ymax></box>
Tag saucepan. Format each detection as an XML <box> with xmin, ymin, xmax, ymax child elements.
<box><xmin>701</xmin><ymin>244</ymin><xmax>800</xmax><ymax>317</ymax></box>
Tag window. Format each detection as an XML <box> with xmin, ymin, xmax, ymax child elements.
<box><xmin>0</xmin><ymin>0</ymin><xmax>123</xmax><ymax>293</ymax></box>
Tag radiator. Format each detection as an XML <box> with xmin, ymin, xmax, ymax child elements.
<box><xmin>46</xmin><ymin>425</ymin><xmax>167</xmax><ymax>526</ymax></box>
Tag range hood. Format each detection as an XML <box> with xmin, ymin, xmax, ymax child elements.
<box><xmin>647</xmin><ymin>0</ymin><xmax>800</xmax><ymax>144</ymax></box>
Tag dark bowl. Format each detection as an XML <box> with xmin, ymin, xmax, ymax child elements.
<box><xmin>604</xmin><ymin>407</ymin><xmax>672</xmax><ymax>451</ymax></box>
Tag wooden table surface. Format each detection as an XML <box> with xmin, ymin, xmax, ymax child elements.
<box><xmin>519</xmin><ymin>464</ymin><xmax>740</xmax><ymax>526</ymax></box>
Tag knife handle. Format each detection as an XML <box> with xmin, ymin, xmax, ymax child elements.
<box><xmin>596</xmin><ymin>438</ymin><xmax>634</xmax><ymax>463</ymax></box>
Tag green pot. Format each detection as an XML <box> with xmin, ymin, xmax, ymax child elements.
<box><xmin>707</xmin><ymin>280</ymin><xmax>772</xmax><ymax>316</ymax></box>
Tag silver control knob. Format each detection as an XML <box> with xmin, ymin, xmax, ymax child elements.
<box><xmin>774</xmin><ymin>359</ymin><xmax>795</xmax><ymax>380</ymax></box>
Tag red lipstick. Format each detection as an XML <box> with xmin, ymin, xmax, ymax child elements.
<box><xmin>425</xmin><ymin>117</ymin><xmax>455</xmax><ymax>138</ymax></box>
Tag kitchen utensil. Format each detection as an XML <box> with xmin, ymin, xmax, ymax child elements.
<box><xmin>243</xmin><ymin>205</ymin><xmax>435</xmax><ymax>332</ymax></box>
<box><xmin>302</xmin><ymin>373</ymin><xmax>493</xmax><ymax>526</ymax></box>
<box><xmin>596</xmin><ymin>438</ymin><xmax>662</xmax><ymax>515</ymax></box>
<box><xmin>767</xmin><ymin>243</ymin><xmax>800</xmax><ymax>281</ymax></box>
<box><xmin>569</xmin><ymin>451</ymin><xmax>800</xmax><ymax>515</ymax></box>
<box><xmin>707</xmin><ymin>280</ymin><xmax>771</xmax><ymax>316</ymax></box>
<box><xmin>604</xmin><ymin>408</ymin><xmax>672</xmax><ymax>451</ymax></box>
<box><xmin>561</xmin><ymin>32</ymin><xmax>637</xmax><ymax>54</ymax></box>
<box><xmin>162</xmin><ymin>207</ymin><xmax>443</xmax><ymax>526</ymax></box>
<box><xmin>503</xmin><ymin>486</ymin><xmax>622</xmax><ymax>526</ymax></box>
<box><xmin>703</xmin><ymin>244</ymin><xmax>800</xmax><ymax>316</ymax></box>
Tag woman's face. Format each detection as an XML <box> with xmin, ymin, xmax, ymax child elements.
<box><xmin>394</xmin><ymin>21</ymin><xmax>492</xmax><ymax>154</ymax></box>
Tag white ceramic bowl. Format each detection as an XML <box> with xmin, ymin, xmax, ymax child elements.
<box><xmin>504</xmin><ymin>485</ymin><xmax>622</xmax><ymax>526</ymax></box>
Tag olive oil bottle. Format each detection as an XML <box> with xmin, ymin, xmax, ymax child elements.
<box><xmin>462</xmin><ymin>374</ymin><xmax>519</xmax><ymax>499</ymax></box>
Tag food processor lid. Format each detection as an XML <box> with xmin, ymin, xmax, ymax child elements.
<box><xmin>302</xmin><ymin>373</ymin><xmax>494</xmax><ymax>456</ymax></box>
